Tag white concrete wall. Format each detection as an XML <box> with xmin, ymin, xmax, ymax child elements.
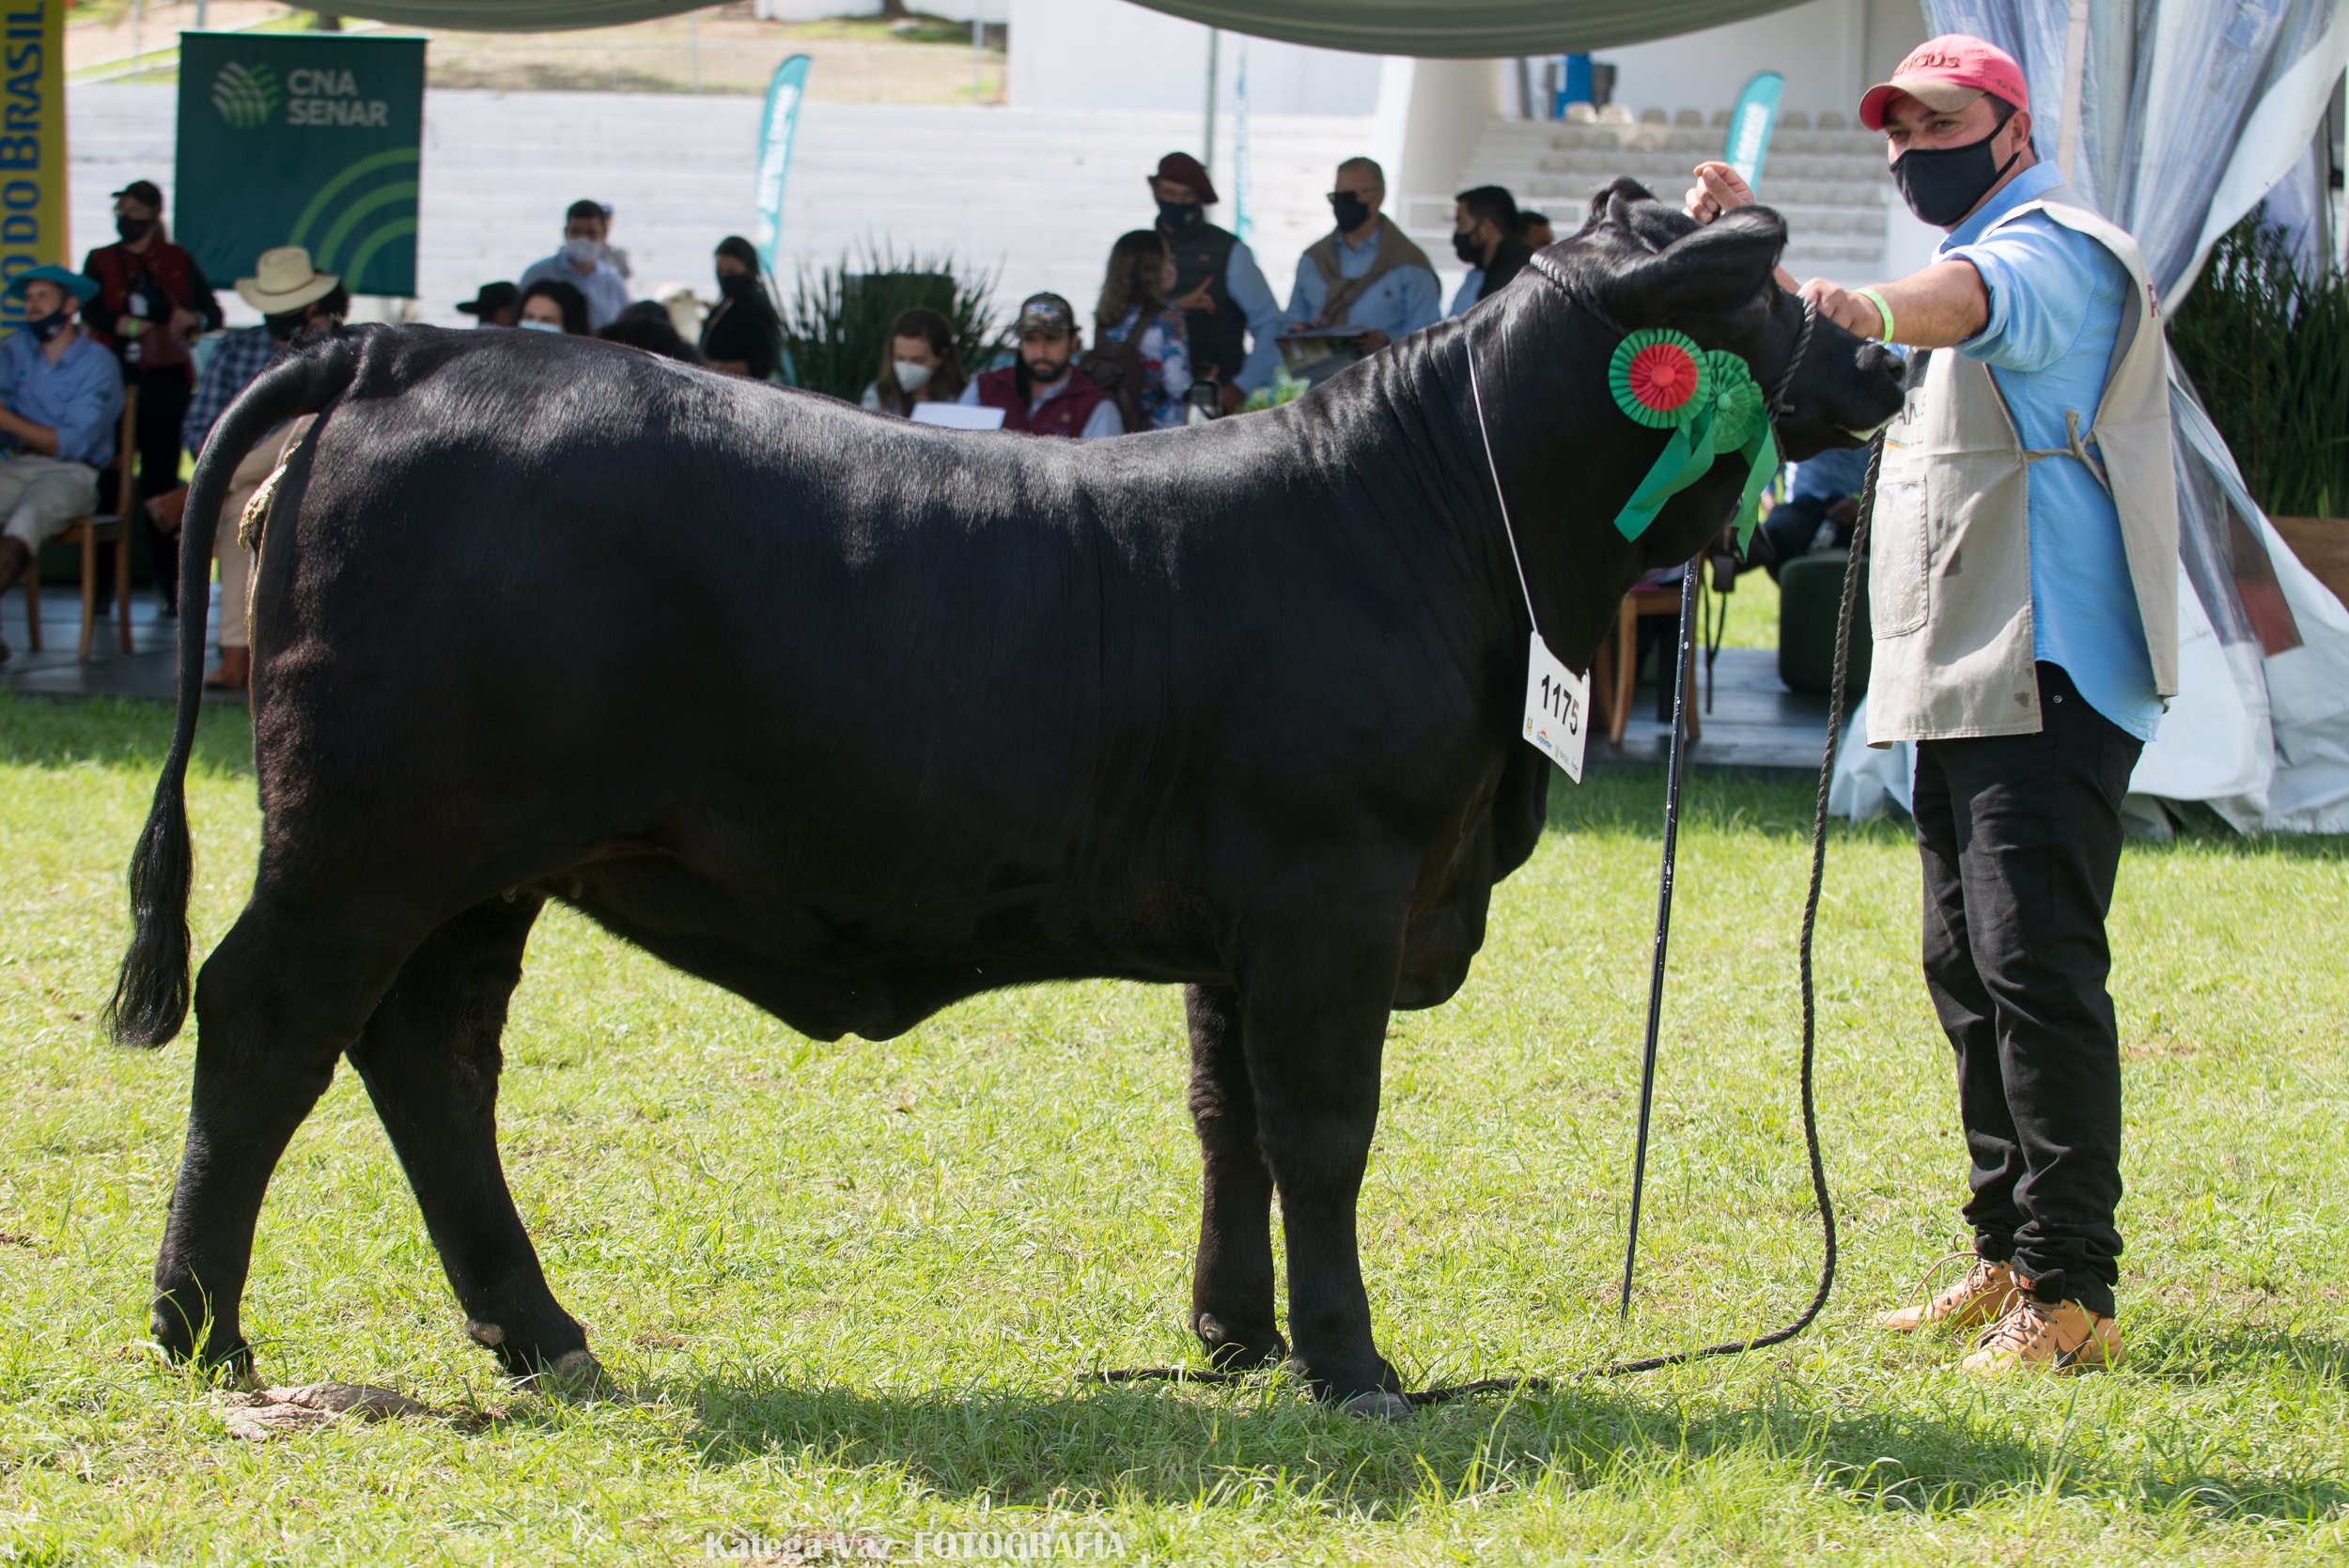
<box><xmin>1600</xmin><ymin>0</ymin><xmax>1873</xmax><ymax>120</ymax></box>
<box><xmin>1005</xmin><ymin>0</ymin><xmax>1382</xmax><ymax>116</ymax></box>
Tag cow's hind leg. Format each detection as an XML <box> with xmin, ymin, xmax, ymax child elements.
<box><xmin>344</xmin><ymin>893</ymin><xmax>599</xmax><ymax>1383</ymax></box>
<box><xmin>1184</xmin><ymin>983</ymin><xmax>1285</xmax><ymax>1371</ymax></box>
<box><xmin>150</xmin><ymin>896</ymin><xmax>415</xmax><ymax>1373</ymax></box>
<box><xmin>1241</xmin><ymin>916</ymin><xmax>1407</xmax><ymax>1413</ymax></box>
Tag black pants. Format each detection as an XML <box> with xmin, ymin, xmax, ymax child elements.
<box><xmin>129</xmin><ymin>366</ymin><xmax>192</xmax><ymax>611</ymax></box>
<box><xmin>1912</xmin><ymin>661</ymin><xmax>2141</xmax><ymax>1317</ymax></box>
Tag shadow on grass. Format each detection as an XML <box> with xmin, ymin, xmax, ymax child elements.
<box><xmin>660</xmin><ymin>1364</ymin><xmax>2348</xmax><ymax>1528</ymax></box>
<box><xmin>0</xmin><ymin>692</ymin><xmax>253</xmax><ymax>779</ymax></box>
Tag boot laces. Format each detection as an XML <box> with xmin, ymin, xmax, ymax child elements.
<box><xmin>1975</xmin><ymin>1295</ymin><xmax>2057</xmax><ymax>1356</ymax></box>
<box><xmin>1911</xmin><ymin>1249</ymin><xmax>1999</xmax><ymax>1312</ymax></box>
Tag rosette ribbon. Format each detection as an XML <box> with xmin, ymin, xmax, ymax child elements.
<box><xmin>1605</xmin><ymin>330</ymin><xmax>1779</xmax><ymax>549</ymax></box>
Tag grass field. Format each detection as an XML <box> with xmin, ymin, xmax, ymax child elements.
<box><xmin>3</xmin><ymin>692</ymin><xmax>2346</xmax><ymax>1564</ymax></box>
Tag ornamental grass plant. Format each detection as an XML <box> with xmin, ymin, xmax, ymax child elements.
<box><xmin>2169</xmin><ymin>210</ymin><xmax>2349</xmax><ymax>520</ymax></box>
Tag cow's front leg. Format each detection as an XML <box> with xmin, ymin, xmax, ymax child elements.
<box><xmin>346</xmin><ymin>895</ymin><xmax>599</xmax><ymax>1386</ymax></box>
<box><xmin>1241</xmin><ymin>915</ymin><xmax>1408</xmax><ymax>1414</ymax></box>
<box><xmin>1184</xmin><ymin>983</ymin><xmax>1284</xmax><ymax>1371</ymax></box>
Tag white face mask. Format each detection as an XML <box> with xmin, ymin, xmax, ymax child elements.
<box><xmin>894</xmin><ymin>359</ymin><xmax>934</xmax><ymax>393</ymax></box>
<box><xmin>519</xmin><ymin>318</ymin><xmax>564</xmax><ymax>333</ymax></box>
<box><xmin>563</xmin><ymin>235</ymin><xmax>599</xmax><ymax>267</ymax></box>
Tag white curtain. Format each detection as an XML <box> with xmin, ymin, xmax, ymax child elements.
<box><xmin>1838</xmin><ymin>0</ymin><xmax>2349</xmax><ymax>833</ymax></box>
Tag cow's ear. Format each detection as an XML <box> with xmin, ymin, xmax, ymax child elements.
<box><xmin>1605</xmin><ymin>204</ymin><xmax>1787</xmax><ymax>322</ymax></box>
<box><xmin>1586</xmin><ymin>177</ymin><xmax>1657</xmax><ymax>236</ymax></box>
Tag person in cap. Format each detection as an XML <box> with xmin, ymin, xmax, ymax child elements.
<box><xmin>0</xmin><ymin>267</ymin><xmax>127</xmax><ymax>663</ymax></box>
<box><xmin>1687</xmin><ymin>35</ymin><xmax>2179</xmax><ymax>1375</ymax></box>
<box><xmin>517</xmin><ymin>199</ymin><xmax>630</xmax><ymax>332</ymax></box>
<box><xmin>957</xmin><ymin>293</ymin><xmax>1121</xmax><ymax>439</ymax></box>
<box><xmin>457</xmin><ymin>282</ymin><xmax>520</xmax><ymax>329</ymax></box>
<box><xmin>1284</xmin><ymin>157</ymin><xmax>1440</xmax><ymax>353</ymax></box>
<box><xmin>1448</xmin><ymin>184</ymin><xmax>1534</xmax><ymax>317</ymax></box>
<box><xmin>161</xmin><ymin>247</ymin><xmax>348</xmax><ymax>691</ymax></box>
<box><xmin>1148</xmin><ymin>152</ymin><xmax>1283</xmax><ymax>411</ymax></box>
<box><xmin>80</xmin><ymin>178</ymin><xmax>225</xmax><ymax>615</ymax></box>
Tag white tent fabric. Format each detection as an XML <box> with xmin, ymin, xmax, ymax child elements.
<box><xmin>1832</xmin><ymin>0</ymin><xmax>2349</xmax><ymax>835</ymax></box>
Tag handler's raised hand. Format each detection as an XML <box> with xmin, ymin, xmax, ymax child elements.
<box><xmin>1683</xmin><ymin>162</ymin><xmax>1755</xmax><ymax>225</ymax></box>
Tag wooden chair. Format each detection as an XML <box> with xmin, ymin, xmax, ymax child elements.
<box><xmin>1592</xmin><ymin>577</ymin><xmax>1701</xmax><ymax>746</ymax></box>
<box><xmin>18</xmin><ymin>385</ymin><xmax>139</xmax><ymax>660</ymax></box>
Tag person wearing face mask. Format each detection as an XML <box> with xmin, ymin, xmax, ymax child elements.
<box><xmin>957</xmin><ymin>292</ymin><xmax>1121</xmax><ymax>440</ymax></box>
<box><xmin>1148</xmin><ymin>152</ymin><xmax>1283</xmax><ymax>411</ymax></box>
<box><xmin>156</xmin><ymin>247</ymin><xmax>347</xmax><ymax>691</ymax></box>
<box><xmin>517</xmin><ymin>280</ymin><xmax>592</xmax><ymax>336</ymax></box>
<box><xmin>1688</xmin><ymin>36</ymin><xmax>2180</xmax><ymax>1379</ymax></box>
<box><xmin>699</xmin><ymin>235</ymin><xmax>782</xmax><ymax>380</ymax></box>
<box><xmin>861</xmin><ymin>307</ymin><xmax>967</xmax><ymax>418</ymax></box>
<box><xmin>0</xmin><ymin>268</ymin><xmax>127</xmax><ymax>665</ymax></box>
<box><xmin>1447</xmin><ymin>185</ymin><xmax>1533</xmax><ymax>317</ymax></box>
<box><xmin>517</xmin><ymin>200</ymin><xmax>630</xmax><ymax>332</ymax></box>
<box><xmin>79</xmin><ymin>179</ymin><xmax>224</xmax><ymax>616</ymax></box>
<box><xmin>1283</xmin><ymin>157</ymin><xmax>1439</xmax><ymax>356</ymax></box>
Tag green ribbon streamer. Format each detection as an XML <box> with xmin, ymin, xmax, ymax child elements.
<box><xmin>1611</xmin><ymin>349</ymin><xmax>1779</xmax><ymax>551</ymax></box>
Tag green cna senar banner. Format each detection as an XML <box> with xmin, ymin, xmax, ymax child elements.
<box><xmin>175</xmin><ymin>33</ymin><xmax>425</xmax><ymax>298</ymax></box>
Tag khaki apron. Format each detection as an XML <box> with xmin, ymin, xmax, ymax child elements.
<box><xmin>1866</xmin><ymin>192</ymin><xmax>2179</xmax><ymax>745</ymax></box>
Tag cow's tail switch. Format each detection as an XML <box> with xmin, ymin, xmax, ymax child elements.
<box><xmin>107</xmin><ymin>333</ymin><xmax>366</xmax><ymax>1048</ymax></box>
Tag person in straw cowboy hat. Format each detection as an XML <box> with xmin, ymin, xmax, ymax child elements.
<box><xmin>0</xmin><ymin>263</ymin><xmax>127</xmax><ymax>664</ymax></box>
<box><xmin>158</xmin><ymin>245</ymin><xmax>347</xmax><ymax>691</ymax></box>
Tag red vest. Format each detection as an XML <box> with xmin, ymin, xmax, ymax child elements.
<box><xmin>84</xmin><ymin>240</ymin><xmax>208</xmax><ymax>375</ymax></box>
<box><xmin>974</xmin><ymin>366</ymin><xmax>1110</xmax><ymax>438</ymax></box>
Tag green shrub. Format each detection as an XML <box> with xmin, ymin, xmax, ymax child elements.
<box><xmin>2169</xmin><ymin>209</ymin><xmax>2349</xmax><ymax>519</ymax></box>
<box><xmin>779</xmin><ymin>244</ymin><xmax>1002</xmax><ymax>403</ymax></box>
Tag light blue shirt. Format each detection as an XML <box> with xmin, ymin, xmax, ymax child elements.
<box><xmin>1221</xmin><ymin>241</ymin><xmax>1284</xmax><ymax>394</ymax></box>
<box><xmin>1449</xmin><ymin>268</ymin><xmax>1484</xmax><ymax>318</ymax></box>
<box><xmin>1938</xmin><ymin>162</ymin><xmax>2160</xmax><ymax>741</ymax></box>
<box><xmin>1284</xmin><ymin>223</ymin><xmax>1442</xmax><ymax>346</ymax></box>
<box><xmin>0</xmin><ymin>328</ymin><xmax>125</xmax><ymax>469</ymax></box>
<box><xmin>518</xmin><ymin>252</ymin><xmax>632</xmax><ymax>332</ymax></box>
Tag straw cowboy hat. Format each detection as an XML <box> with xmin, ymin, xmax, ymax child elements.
<box><xmin>236</xmin><ymin>246</ymin><xmax>339</xmax><ymax>314</ymax></box>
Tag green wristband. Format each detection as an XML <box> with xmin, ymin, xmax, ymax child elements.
<box><xmin>1855</xmin><ymin>287</ymin><xmax>1895</xmax><ymax>343</ymax></box>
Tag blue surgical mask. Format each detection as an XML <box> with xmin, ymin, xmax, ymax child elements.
<box><xmin>563</xmin><ymin>235</ymin><xmax>600</xmax><ymax>267</ymax></box>
<box><xmin>519</xmin><ymin>318</ymin><xmax>564</xmax><ymax>334</ymax></box>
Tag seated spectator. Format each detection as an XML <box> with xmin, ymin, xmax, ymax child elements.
<box><xmin>518</xmin><ymin>279</ymin><xmax>591</xmax><ymax>335</ymax></box>
<box><xmin>0</xmin><ymin>267</ymin><xmax>128</xmax><ymax>664</ymax></box>
<box><xmin>1450</xmin><ymin>185</ymin><xmax>1534</xmax><ymax>316</ymax></box>
<box><xmin>1519</xmin><ymin>210</ymin><xmax>1557</xmax><ymax>249</ymax></box>
<box><xmin>599</xmin><ymin>301</ymin><xmax>704</xmax><ymax>365</ymax></box>
<box><xmin>82</xmin><ymin>178</ymin><xmax>224</xmax><ymax>615</ymax></box>
<box><xmin>958</xmin><ymin>292</ymin><xmax>1120</xmax><ymax>439</ymax></box>
<box><xmin>1285</xmin><ymin>157</ymin><xmax>1439</xmax><ymax>353</ymax></box>
<box><xmin>163</xmin><ymin>247</ymin><xmax>347</xmax><ymax>691</ymax></box>
<box><xmin>518</xmin><ymin>200</ymin><xmax>630</xmax><ymax>331</ymax></box>
<box><xmin>700</xmin><ymin>236</ymin><xmax>781</xmax><ymax>380</ymax></box>
<box><xmin>1095</xmin><ymin>229</ymin><xmax>1191</xmax><ymax>430</ymax></box>
<box><xmin>1757</xmin><ymin>445</ymin><xmax>1873</xmax><ymax>581</ymax></box>
<box><xmin>458</xmin><ymin>282</ymin><xmax>519</xmax><ymax>328</ymax></box>
<box><xmin>862</xmin><ymin>307</ymin><xmax>968</xmax><ymax>417</ymax></box>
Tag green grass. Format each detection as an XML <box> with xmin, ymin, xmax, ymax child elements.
<box><xmin>3</xmin><ymin>692</ymin><xmax>2346</xmax><ymax>1564</ymax></box>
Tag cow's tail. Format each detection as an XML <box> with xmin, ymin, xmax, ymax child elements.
<box><xmin>106</xmin><ymin>334</ymin><xmax>366</xmax><ymax>1048</ymax></box>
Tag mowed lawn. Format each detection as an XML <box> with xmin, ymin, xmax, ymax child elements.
<box><xmin>3</xmin><ymin>692</ymin><xmax>2345</xmax><ymax>1565</ymax></box>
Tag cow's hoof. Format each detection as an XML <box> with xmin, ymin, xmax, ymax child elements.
<box><xmin>1192</xmin><ymin>1312</ymin><xmax>1288</xmax><ymax>1373</ymax></box>
<box><xmin>525</xmin><ymin>1348</ymin><xmax>614</xmax><ymax>1400</ymax></box>
<box><xmin>1338</xmin><ymin>1389</ymin><xmax>1415</xmax><ymax>1421</ymax></box>
<box><xmin>149</xmin><ymin>1298</ymin><xmax>252</xmax><ymax>1380</ymax></box>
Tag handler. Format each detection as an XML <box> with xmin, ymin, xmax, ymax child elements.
<box><xmin>1687</xmin><ymin>36</ymin><xmax>2178</xmax><ymax>1374</ymax></box>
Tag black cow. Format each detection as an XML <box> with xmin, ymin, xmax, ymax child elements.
<box><xmin>111</xmin><ymin>181</ymin><xmax>1902</xmax><ymax>1414</ymax></box>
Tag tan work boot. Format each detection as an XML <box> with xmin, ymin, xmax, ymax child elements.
<box><xmin>1960</xmin><ymin>1295</ymin><xmax>2123</xmax><ymax>1375</ymax></box>
<box><xmin>1875</xmin><ymin>1252</ymin><xmax>2019</xmax><ymax>1334</ymax></box>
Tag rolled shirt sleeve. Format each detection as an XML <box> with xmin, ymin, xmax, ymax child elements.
<box><xmin>1225</xmin><ymin>241</ymin><xmax>1284</xmax><ymax>393</ymax></box>
<box><xmin>1943</xmin><ymin>217</ymin><xmax>2119</xmax><ymax>376</ymax></box>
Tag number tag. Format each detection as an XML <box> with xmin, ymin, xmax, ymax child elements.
<box><xmin>1521</xmin><ymin>632</ymin><xmax>1589</xmax><ymax>783</ymax></box>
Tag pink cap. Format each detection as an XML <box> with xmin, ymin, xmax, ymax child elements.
<box><xmin>1858</xmin><ymin>35</ymin><xmax>2030</xmax><ymax>132</ymax></box>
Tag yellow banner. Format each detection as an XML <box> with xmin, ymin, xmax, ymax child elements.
<box><xmin>0</xmin><ymin>1</ymin><xmax>67</xmax><ymax>334</ymax></box>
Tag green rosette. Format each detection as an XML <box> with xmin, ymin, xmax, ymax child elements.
<box><xmin>1609</xmin><ymin>328</ymin><xmax>1712</xmax><ymax>428</ymax></box>
<box><xmin>1700</xmin><ymin>350</ymin><xmax>1767</xmax><ymax>454</ymax></box>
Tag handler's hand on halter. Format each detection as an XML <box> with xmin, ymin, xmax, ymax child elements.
<box><xmin>1796</xmin><ymin>278</ymin><xmax>1889</xmax><ymax>342</ymax></box>
<box><xmin>1683</xmin><ymin>161</ymin><xmax>1755</xmax><ymax>224</ymax></box>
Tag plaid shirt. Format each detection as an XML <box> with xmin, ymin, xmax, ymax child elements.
<box><xmin>181</xmin><ymin>325</ymin><xmax>279</xmax><ymax>458</ymax></box>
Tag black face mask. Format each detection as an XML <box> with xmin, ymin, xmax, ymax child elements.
<box><xmin>116</xmin><ymin>216</ymin><xmax>152</xmax><ymax>243</ymax></box>
<box><xmin>1891</xmin><ymin>130</ymin><xmax>2023</xmax><ymax>227</ymax></box>
<box><xmin>1330</xmin><ymin>194</ymin><xmax>1371</xmax><ymax>234</ymax></box>
<box><xmin>717</xmin><ymin>272</ymin><xmax>753</xmax><ymax>297</ymax></box>
<box><xmin>25</xmin><ymin>308</ymin><xmax>68</xmax><ymax>343</ymax></box>
<box><xmin>1156</xmin><ymin>199</ymin><xmax>1202</xmax><ymax>233</ymax></box>
<box><xmin>1452</xmin><ymin>228</ymin><xmax>1486</xmax><ymax>266</ymax></box>
<box><xmin>265</xmin><ymin>311</ymin><xmax>303</xmax><ymax>343</ymax></box>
